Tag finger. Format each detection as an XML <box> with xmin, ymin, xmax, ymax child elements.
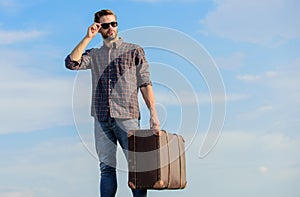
<box><xmin>89</xmin><ymin>25</ymin><xmax>96</xmax><ymax>32</ymax></box>
<box><xmin>94</xmin><ymin>22</ymin><xmax>101</xmax><ymax>30</ymax></box>
<box><xmin>93</xmin><ymin>24</ymin><xmax>99</xmax><ymax>30</ymax></box>
<box><xmin>150</xmin><ymin>120</ymin><xmax>160</xmax><ymax>130</ymax></box>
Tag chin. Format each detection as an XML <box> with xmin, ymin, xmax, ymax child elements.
<box><xmin>107</xmin><ymin>35</ymin><xmax>117</xmax><ymax>41</ymax></box>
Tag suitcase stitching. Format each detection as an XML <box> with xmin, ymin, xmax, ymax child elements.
<box><xmin>165</xmin><ymin>130</ymin><xmax>171</xmax><ymax>188</ymax></box>
<box><xmin>178</xmin><ymin>135</ymin><xmax>187</xmax><ymax>189</ymax></box>
<box><xmin>133</xmin><ymin>131</ymin><xmax>137</xmax><ymax>188</ymax></box>
<box><xmin>175</xmin><ymin>134</ymin><xmax>183</xmax><ymax>188</ymax></box>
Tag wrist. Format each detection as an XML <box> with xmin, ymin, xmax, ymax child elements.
<box><xmin>83</xmin><ymin>35</ymin><xmax>93</xmax><ymax>42</ymax></box>
<box><xmin>149</xmin><ymin>105</ymin><xmax>156</xmax><ymax>113</ymax></box>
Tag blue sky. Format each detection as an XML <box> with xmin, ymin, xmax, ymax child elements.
<box><xmin>1</xmin><ymin>0</ymin><xmax>300</xmax><ymax>196</ymax></box>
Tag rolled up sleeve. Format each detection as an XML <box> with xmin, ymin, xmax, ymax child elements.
<box><xmin>135</xmin><ymin>47</ymin><xmax>152</xmax><ymax>87</ymax></box>
<box><xmin>65</xmin><ymin>49</ymin><xmax>92</xmax><ymax>70</ymax></box>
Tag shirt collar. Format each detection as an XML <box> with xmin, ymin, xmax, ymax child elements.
<box><xmin>103</xmin><ymin>37</ymin><xmax>123</xmax><ymax>49</ymax></box>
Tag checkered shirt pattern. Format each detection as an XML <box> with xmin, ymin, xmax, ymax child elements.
<box><xmin>65</xmin><ymin>38</ymin><xmax>152</xmax><ymax>121</ymax></box>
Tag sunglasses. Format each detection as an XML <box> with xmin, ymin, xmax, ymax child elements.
<box><xmin>101</xmin><ymin>22</ymin><xmax>118</xmax><ymax>29</ymax></box>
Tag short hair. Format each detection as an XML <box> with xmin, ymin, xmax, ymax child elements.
<box><xmin>94</xmin><ymin>9</ymin><xmax>117</xmax><ymax>23</ymax></box>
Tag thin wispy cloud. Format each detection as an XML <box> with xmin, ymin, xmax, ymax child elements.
<box><xmin>0</xmin><ymin>50</ymin><xmax>74</xmax><ymax>134</ymax></box>
<box><xmin>0</xmin><ymin>0</ymin><xmax>21</xmax><ymax>13</ymax></box>
<box><xmin>236</xmin><ymin>71</ymin><xmax>278</xmax><ymax>82</ymax></box>
<box><xmin>0</xmin><ymin>0</ymin><xmax>40</xmax><ymax>14</ymax></box>
<box><xmin>0</xmin><ymin>136</ymin><xmax>99</xmax><ymax>197</ymax></box>
<box><xmin>0</xmin><ymin>191</ymin><xmax>34</xmax><ymax>197</ymax></box>
<box><xmin>232</xmin><ymin>60</ymin><xmax>300</xmax><ymax>135</ymax></box>
<box><xmin>139</xmin><ymin>91</ymin><xmax>246</xmax><ymax>107</ymax></box>
<box><xmin>236</xmin><ymin>74</ymin><xmax>261</xmax><ymax>81</ymax></box>
<box><xmin>2</xmin><ymin>130</ymin><xmax>299</xmax><ymax>197</ymax></box>
<box><xmin>0</xmin><ymin>0</ymin><xmax>15</xmax><ymax>8</ymax></box>
<box><xmin>129</xmin><ymin>0</ymin><xmax>196</xmax><ymax>3</ymax></box>
<box><xmin>200</xmin><ymin>0</ymin><xmax>300</xmax><ymax>45</ymax></box>
<box><xmin>216</xmin><ymin>52</ymin><xmax>246</xmax><ymax>69</ymax></box>
<box><xmin>0</xmin><ymin>29</ymin><xmax>45</xmax><ymax>44</ymax></box>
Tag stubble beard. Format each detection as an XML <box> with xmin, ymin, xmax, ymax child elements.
<box><xmin>101</xmin><ymin>29</ymin><xmax>118</xmax><ymax>41</ymax></box>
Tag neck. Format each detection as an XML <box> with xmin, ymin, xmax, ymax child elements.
<box><xmin>104</xmin><ymin>37</ymin><xmax>119</xmax><ymax>48</ymax></box>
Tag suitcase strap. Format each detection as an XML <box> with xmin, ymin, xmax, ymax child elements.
<box><xmin>164</xmin><ymin>131</ymin><xmax>184</xmax><ymax>189</ymax></box>
<box><xmin>175</xmin><ymin>134</ymin><xmax>184</xmax><ymax>188</ymax></box>
<box><xmin>165</xmin><ymin>132</ymin><xmax>171</xmax><ymax>188</ymax></box>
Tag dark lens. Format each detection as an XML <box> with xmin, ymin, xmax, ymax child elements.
<box><xmin>101</xmin><ymin>23</ymin><xmax>110</xmax><ymax>29</ymax></box>
<box><xmin>101</xmin><ymin>22</ymin><xmax>118</xmax><ymax>29</ymax></box>
<box><xmin>111</xmin><ymin>22</ymin><xmax>118</xmax><ymax>27</ymax></box>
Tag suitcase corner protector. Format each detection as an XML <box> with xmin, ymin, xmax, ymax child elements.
<box><xmin>153</xmin><ymin>180</ymin><xmax>165</xmax><ymax>189</ymax></box>
<box><xmin>181</xmin><ymin>181</ymin><xmax>188</xmax><ymax>189</ymax></box>
<box><xmin>128</xmin><ymin>181</ymin><xmax>136</xmax><ymax>189</ymax></box>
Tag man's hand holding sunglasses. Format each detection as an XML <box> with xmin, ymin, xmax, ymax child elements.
<box><xmin>86</xmin><ymin>22</ymin><xmax>118</xmax><ymax>39</ymax></box>
<box><xmin>86</xmin><ymin>22</ymin><xmax>102</xmax><ymax>39</ymax></box>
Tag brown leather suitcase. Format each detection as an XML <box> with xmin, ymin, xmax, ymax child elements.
<box><xmin>128</xmin><ymin>129</ymin><xmax>187</xmax><ymax>190</ymax></box>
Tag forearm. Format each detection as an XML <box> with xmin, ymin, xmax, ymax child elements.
<box><xmin>69</xmin><ymin>36</ymin><xmax>92</xmax><ymax>61</ymax></box>
<box><xmin>140</xmin><ymin>85</ymin><xmax>160</xmax><ymax>130</ymax></box>
<box><xmin>140</xmin><ymin>85</ymin><xmax>159</xmax><ymax>119</ymax></box>
<box><xmin>140</xmin><ymin>85</ymin><xmax>156</xmax><ymax>111</ymax></box>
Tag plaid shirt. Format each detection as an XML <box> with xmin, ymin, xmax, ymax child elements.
<box><xmin>65</xmin><ymin>38</ymin><xmax>152</xmax><ymax>121</ymax></box>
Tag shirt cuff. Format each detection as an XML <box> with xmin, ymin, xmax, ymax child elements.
<box><xmin>65</xmin><ymin>55</ymin><xmax>80</xmax><ymax>70</ymax></box>
<box><xmin>139</xmin><ymin>82</ymin><xmax>152</xmax><ymax>88</ymax></box>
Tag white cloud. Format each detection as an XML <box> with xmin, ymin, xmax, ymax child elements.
<box><xmin>0</xmin><ymin>50</ymin><xmax>75</xmax><ymax>134</ymax></box>
<box><xmin>0</xmin><ymin>29</ymin><xmax>45</xmax><ymax>44</ymax></box>
<box><xmin>130</xmin><ymin>0</ymin><xmax>161</xmax><ymax>2</ymax></box>
<box><xmin>236</xmin><ymin>71</ymin><xmax>278</xmax><ymax>82</ymax></box>
<box><xmin>258</xmin><ymin>166</ymin><xmax>269</xmax><ymax>174</ymax></box>
<box><xmin>0</xmin><ymin>0</ymin><xmax>20</xmax><ymax>13</ymax></box>
<box><xmin>0</xmin><ymin>136</ymin><xmax>99</xmax><ymax>197</ymax></box>
<box><xmin>130</xmin><ymin>0</ymin><xmax>196</xmax><ymax>2</ymax></box>
<box><xmin>269</xmin><ymin>59</ymin><xmax>300</xmax><ymax>90</ymax></box>
<box><xmin>0</xmin><ymin>191</ymin><xmax>34</xmax><ymax>197</ymax></box>
<box><xmin>232</xmin><ymin>59</ymin><xmax>300</xmax><ymax>134</ymax></box>
<box><xmin>200</xmin><ymin>130</ymin><xmax>300</xmax><ymax>173</ymax></box>
<box><xmin>201</xmin><ymin>0</ymin><xmax>300</xmax><ymax>45</ymax></box>
<box><xmin>0</xmin><ymin>0</ymin><xmax>40</xmax><ymax>14</ymax></box>
<box><xmin>265</xmin><ymin>71</ymin><xmax>278</xmax><ymax>78</ymax></box>
<box><xmin>258</xmin><ymin>105</ymin><xmax>273</xmax><ymax>112</ymax></box>
<box><xmin>236</xmin><ymin>74</ymin><xmax>261</xmax><ymax>81</ymax></box>
<box><xmin>1</xmin><ymin>130</ymin><xmax>299</xmax><ymax>197</ymax></box>
<box><xmin>0</xmin><ymin>75</ymin><xmax>74</xmax><ymax>134</ymax></box>
<box><xmin>152</xmin><ymin>91</ymin><xmax>246</xmax><ymax>106</ymax></box>
<box><xmin>216</xmin><ymin>52</ymin><xmax>246</xmax><ymax>69</ymax></box>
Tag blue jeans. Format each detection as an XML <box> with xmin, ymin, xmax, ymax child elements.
<box><xmin>94</xmin><ymin>116</ymin><xmax>147</xmax><ymax>197</ymax></box>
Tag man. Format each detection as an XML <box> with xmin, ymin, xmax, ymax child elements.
<box><xmin>65</xmin><ymin>9</ymin><xmax>160</xmax><ymax>197</ymax></box>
